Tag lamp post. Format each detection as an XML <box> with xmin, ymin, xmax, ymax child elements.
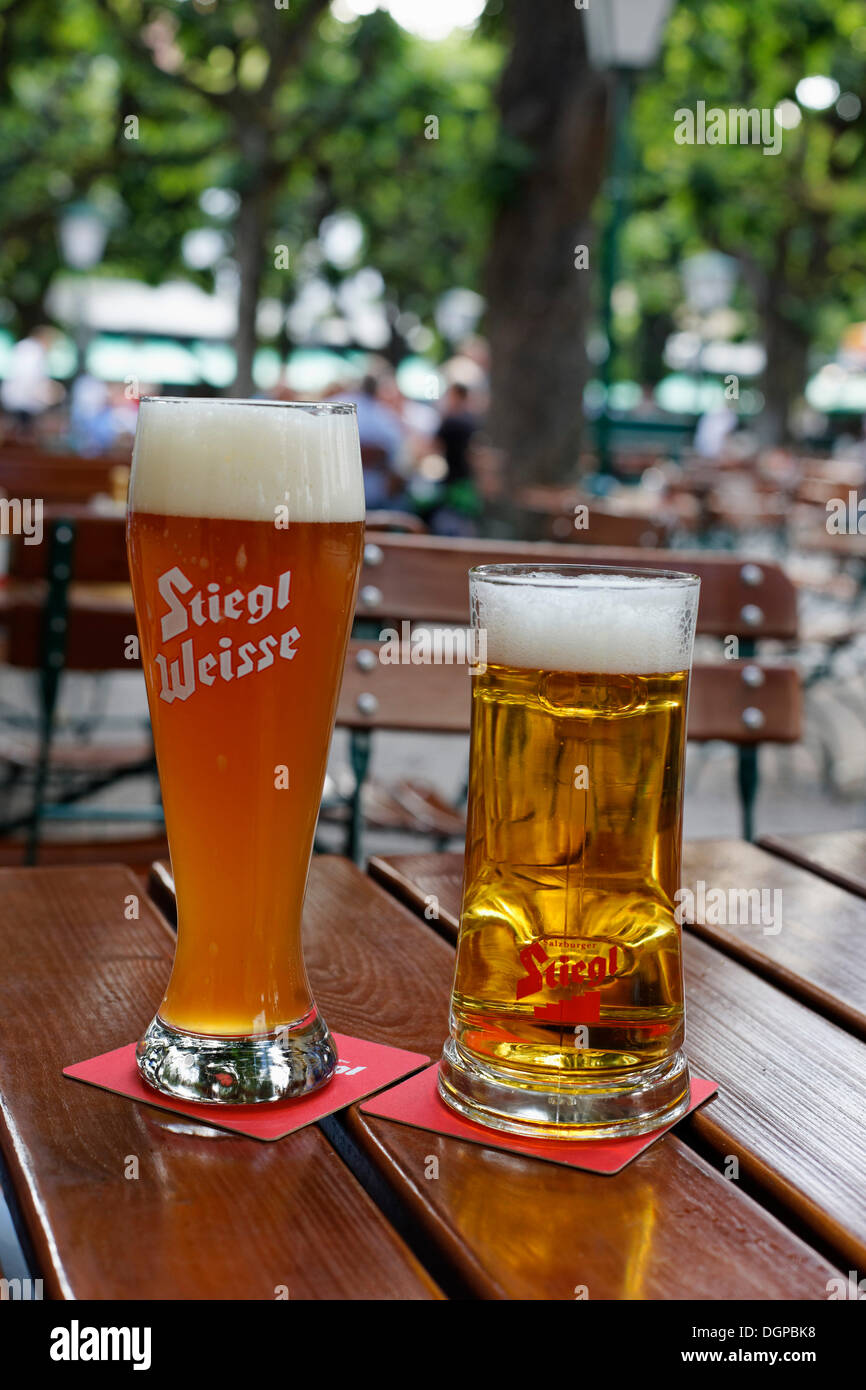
<box><xmin>583</xmin><ymin>0</ymin><xmax>672</xmax><ymax>481</ymax></box>
<box><xmin>57</xmin><ymin>201</ymin><xmax>110</xmax><ymax>383</ymax></box>
<box><xmin>583</xmin><ymin>0</ymin><xmax>673</xmax><ymax>71</ymax></box>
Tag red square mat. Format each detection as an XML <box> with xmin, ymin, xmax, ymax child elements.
<box><xmin>361</xmin><ymin>1063</ymin><xmax>718</xmax><ymax>1174</ymax></box>
<box><xmin>64</xmin><ymin>1032</ymin><xmax>429</xmax><ymax>1142</ymax></box>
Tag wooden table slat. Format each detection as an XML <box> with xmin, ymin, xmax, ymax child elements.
<box><xmin>757</xmin><ymin>829</ymin><xmax>866</xmax><ymax>900</ymax></box>
<box><xmin>680</xmin><ymin>840</ymin><xmax>866</xmax><ymax>1040</ymax></box>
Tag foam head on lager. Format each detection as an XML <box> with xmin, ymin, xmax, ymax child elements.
<box><xmin>439</xmin><ymin>564</ymin><xmax>700</xmax><ymax>1139</ymax></box>
<box><xmin>128</xmin><ymin>397</ymin><xmax>364</xmax><ymax>1103</ymax></box>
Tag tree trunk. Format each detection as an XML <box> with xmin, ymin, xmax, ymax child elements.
<box><xmin>232</xmin><ymin>124</ymin><xmax>270</xmax><ymax>397</ymax></box>
<box><xmin>759</xmin><ymin>293</ymin><xmax>811</xmax><ymax>445</ymax></box>
<box><xmin>484</xmin><ymin>0</ymin><xmax>608</xmax><ymax>491</ymax></box>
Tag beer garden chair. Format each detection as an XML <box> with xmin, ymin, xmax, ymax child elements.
<box><xmin>337</xmin><ymin>533</ymin><xmax>801</xmax><ymax>861</ymax></box>
<box><xmin>324</xmin><ymin>515</ymin><xmax>673</xmax><ymax>846</ymax></box>
<box><xmin>0</xmin><ymin>509</ymin><xmax>163</xmax><ymax>865</ymax></box>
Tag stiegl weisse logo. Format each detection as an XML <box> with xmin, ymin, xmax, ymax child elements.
<box><xmin>154</xmin><ymin>567</ymin><xmax>298</xmax><ymax>703</ymax></box>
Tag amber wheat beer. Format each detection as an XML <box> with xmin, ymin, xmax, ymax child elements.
<box><xmin>439</xmin><ymin>565</ymin><xmax>700</xmax><ymax>1138</ymax></box>
<box><xmin>128</xmin><ymin>397</ymin><xmax>364</xmax><ymax>1103</ymax></box>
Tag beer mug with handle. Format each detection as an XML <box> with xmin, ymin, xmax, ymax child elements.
<box><xmin>128</xmin><ymin>397</ymin><xmax>364</xmax><ymax>1103</ymax></box>
<box><xmin>439</xmin><ymin>564</ymin><xmax>700</xmax><ymax>1138</ymax></box>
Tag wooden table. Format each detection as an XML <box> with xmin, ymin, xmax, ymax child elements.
<box><xmin>1</xmin><ymin>836</ymin><xmax>864</xmax><ymax>1301</ymax></box>
<box><xmin>757</xmin><ymin>829</ymin><xmax>866</xmax><ymax>900</ymax></box>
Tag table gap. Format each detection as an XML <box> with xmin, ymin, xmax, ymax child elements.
<box><xmin>319</xmin><ymin>1113</ymin><xmax>479</xmax><ymax>1300</ymax></box>
<box><xmin>0</xmin><ymin>1152</ymin><xmax>42</xmax><ymax>1290</ymax></box>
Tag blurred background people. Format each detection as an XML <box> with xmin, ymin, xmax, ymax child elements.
<box><xmin>341</xmin><ymin>364</ymin><xmax>408</xmax><ymax>509</ymax></box>
<box><xmin>69</xmin><ymin>373</ymin><xmax>113</xmax><ymax>455</ymax></box>
<box><xmin>426</xmin><ymin>380</ymin><xmax>483</xmax><ymax>535</ymax></box>
<box><xmin>1</xmin><ymin>325</ymin><xmax>63</xmax><ymax>438</ymax></box>
<box><xmin>694</xmin><ymin>400</ymin><xmax>738</xmax><ymax>460</ymax></box>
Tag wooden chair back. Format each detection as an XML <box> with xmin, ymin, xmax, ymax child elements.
<box><xmin>5</xmin><ymin>510</ymin><xmax>133</xmax><ymax>672</ymax></box>
<box><xmin>8</xmin><ymin>507</ymin><xmax>129</xmax><ymax>583</ymax></box>
<box><xmin>0</xmin><ymin>510</ymin><xmax>147</xmax><ymax>860</ymax></box>
<box><xmin>343</xmin><ymin>535</ymin><xmax>801</xmax><ymax>847</ymax></box>
<box><xmin>355</xmin><ymin>534</ymin><xmax>798</xmax><ymax>641</ymax></box>
<box><xmin>0</xmin><ymin>450</ymin><xmax>128</xmax><ymax>505</ymax></box>
<box><xmin>338</xmin><ymin>641</ymin><xmax>801</xmax><ymax>747</ymax></box>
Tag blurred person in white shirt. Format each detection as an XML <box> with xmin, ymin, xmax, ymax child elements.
<box><xmin>1</xmin><ymin>326</ymin><xmax>63</xmax><ymax>435</ymax></box>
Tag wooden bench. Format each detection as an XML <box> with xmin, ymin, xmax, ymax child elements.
<box><xmin>339</xmin><ymin>646</ymin><xmax>800</xmax><ymax>742</ymax></box>
<box><xmin>513</xmin><ymin>487</ymin><xmax>674</xmax><ymax>547</ymax></box>
<box><xmin>2</xmin><ymin>521</ymin><xmax>802</xmax><ymax>862</ymax></box>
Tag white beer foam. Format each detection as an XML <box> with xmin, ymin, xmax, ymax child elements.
<box><xmin>130</xmin><ymin>397</ymin><xmax>365</xmax><ymax>522</ymax></box>
<box><xmin>475</xmin><ymin>571</ymin><xmax>699</xmax><ymax>674</ymax></box>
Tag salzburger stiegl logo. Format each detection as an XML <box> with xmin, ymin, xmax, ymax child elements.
<box><xmin>516</xmin><ymin>937</ymin><xmax>623</xmax><ymax>1024</ymax></box>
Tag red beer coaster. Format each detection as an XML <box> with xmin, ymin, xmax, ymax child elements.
<box><xmin>63</xmin><ymin>1032</ymin><xmax>429</xmax><ymax>1142</ymax></box>
<box><xmin>360</xmin><ymin>1063</ymin><xmax>718</xmax><ymax>1175</ymax></box>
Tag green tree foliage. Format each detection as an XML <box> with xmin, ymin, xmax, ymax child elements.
<box><xmin>0</xmin><ymin>0</ymin><xmax>500</xmax><ymax>385</ymax></box>
<box><xmin>623</xmin><ymin>0</ymin><xmax>866</xmax><ymax>436</ymax></box>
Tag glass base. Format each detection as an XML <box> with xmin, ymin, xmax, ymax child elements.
<box><xmin>438</xmin><ymin>1038</ymin><xmax>690</xmax><ymax>1141</ymax></box>
<box><xmin>136</xmin><ymin>1011</ymin><xmax>337</xmax><ymax>1105</ymax></box>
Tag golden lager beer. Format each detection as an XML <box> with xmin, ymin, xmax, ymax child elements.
<box><xmin>439</xmin><ymin>565</ymin><xmax>700</xmax><ymax>1138</ymax></box>
<box><xmin>128</xmin><ymin>397</ymin><xmax>364</xmax><ymax>1103</ymax></box>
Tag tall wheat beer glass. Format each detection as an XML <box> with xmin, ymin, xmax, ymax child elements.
<box><xmin>128</xmin><ymin>398</ymin><xmax>364</xmax><ymax>1103</ymax></box>
<box><xmin>439</xmin><ymin>565</ymin><xmax>700</xmax><ymax>1138</ymax></box>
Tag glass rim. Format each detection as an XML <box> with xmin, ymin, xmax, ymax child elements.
<box><xmin>138</xmin><ymin>395</ymin><xmax>357</xmax><ymax>415</ymax></box>
<box><xmin>469</xmin><ymin>563</ymin><xmax>700</xmax><ymax>588</ymax></box>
